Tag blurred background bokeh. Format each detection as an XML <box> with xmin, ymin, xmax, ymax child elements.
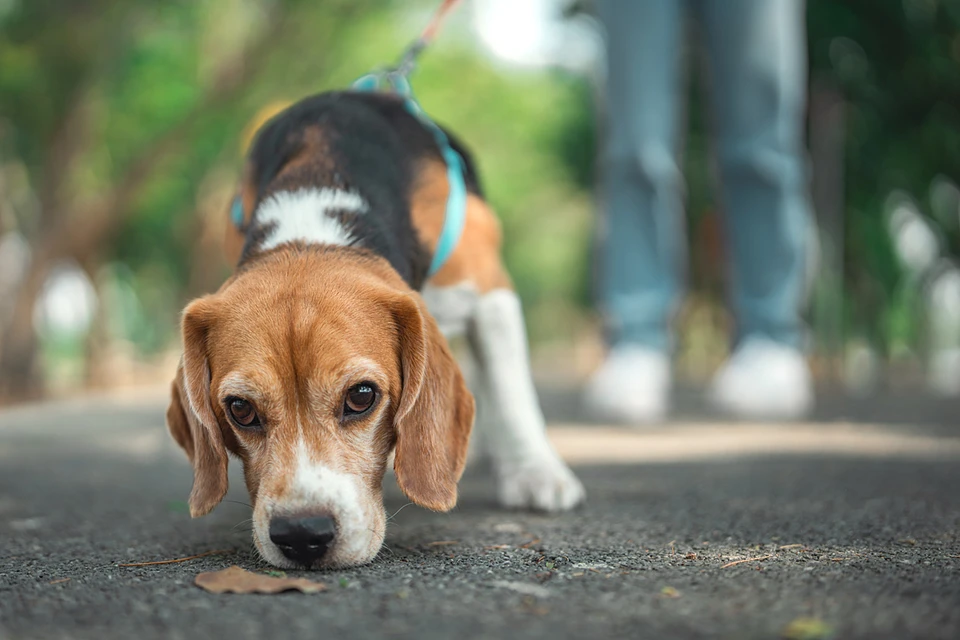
<box><xmin>1</xmin><ymin>0</ymin><xmax>959</xmax><ymax>405</ymax></box>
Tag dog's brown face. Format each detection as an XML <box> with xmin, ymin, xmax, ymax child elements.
<box><xmin>166</xmin><ymin>248</ymin><xmax>474</xmax><ymax>568</ymax></box>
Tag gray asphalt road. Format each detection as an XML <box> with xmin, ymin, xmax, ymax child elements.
<box><xmin>1</xmin><ymin>393</ymin><xmax>959</xmax><ymax>640</ymax></box>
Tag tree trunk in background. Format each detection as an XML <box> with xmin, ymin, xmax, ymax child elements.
<box><xmin>186</xmin><ymin>199</ymin><xmax>234</xmax><ymax>299</ymax></box>
<box><xmin>0</xmin><ymin>250</ymin><xmax>53</xmax><ymax>402</ymax></box>
<box><xmin>808</xmin><ymin>79</ymin><xmax>846</xmax><ymax>380</ymax></box>
<box><xmin>0</xmin><ymin>82</ymin><xmax>95</xmax><ymax>403</ymax></box>
<box><xmin>80</xmin><ymin>255</ymin><xmax>113</xmax><ymax>390</ymax></box>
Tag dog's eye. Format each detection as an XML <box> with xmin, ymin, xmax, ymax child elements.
<box><xmin>344</xmin><ymin>383</ymin><xmax>377</xmax><ymax>416</ymax></box>
<box><xmin>227</xmin><ymin>397</ymin><xmax>261</xmax><ymax>428</ymax></box>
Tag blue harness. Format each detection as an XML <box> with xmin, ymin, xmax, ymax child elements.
<box><xmin>351</xmin><ymin>72</ymin><xmax>466</xmax><ymax>277</ymax></box>
<box><xmin>232</xmin><ymin>0</ymin><xmax>467</xmax><ymax>278</ymax></box>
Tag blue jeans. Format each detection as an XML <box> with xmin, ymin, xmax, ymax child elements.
<box><xmin>597</xmin><ymin>0</ymin><xmax>812</xmax><ymax>352</ymax></box>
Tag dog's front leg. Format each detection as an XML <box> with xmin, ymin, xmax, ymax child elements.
<box><xmin>469</xmin><ymin>289</ymin><xmax>585</xmax><ymax>511</ymax></box>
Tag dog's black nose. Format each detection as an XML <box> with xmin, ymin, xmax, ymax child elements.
<box><xmin>269</xmin><ymin>515</ymin><xmax>337</xmax><ymax>566</ymax></box>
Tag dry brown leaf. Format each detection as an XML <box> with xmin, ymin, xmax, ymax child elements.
<box><xmin>195</xmin><ymin>565</ymin><xmax>327</xmax><ymax>594</ymax></box>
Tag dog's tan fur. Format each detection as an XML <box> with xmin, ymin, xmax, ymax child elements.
<box><xmin>171</xmin><ymin>152</ymin><xmax>490</xmax><ymax>566</ymax></box>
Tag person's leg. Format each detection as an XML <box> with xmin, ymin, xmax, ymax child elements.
<box><xmin>586</xmin><ymin>0</ymin><xmax>686</xmax><ymax>423</ymax></box>
<box><xmin>596</xmin><ymin>0</ymin><xmax>686</xmax><ymax>352</ymax></box>
<box><xmin>699</xmin><ymin>0</ymin><xmax>813</xmax><ymax>417</ymax></box>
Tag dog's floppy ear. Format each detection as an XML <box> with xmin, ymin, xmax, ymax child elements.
<box><xmin>166</xmin><ymin>296</ymin><xmax>229</xmax><ymax>518</ymax></box>
<box><xmin>391</xmin><ymin>293</ymin><xmax>475</xmax><ymax>512</ymax></box>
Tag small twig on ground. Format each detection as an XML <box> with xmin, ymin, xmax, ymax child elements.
<box><xmin>720</xmin><ymin>554</ymin><xmax>774</xmax><ymax>569</ymax></box>
<box><xmin>118</xmin><ymin>549</ymin><xmax>233</xmax><ymax>567</ymax></box>
<box><xmin>48</xmin><ymin>578</ymin><xmax>70</xmax><ymax>585</ymax></box>
<box><xmin>426</xmin><ymin>540</ymin><xmax>459</xmax><ymax>547</ymax></box>
<box><xmin>484</xmin><ymin>544</ymin><xmax>510</xmax><ymax>550</ymax></box>
<box><xmin>519</xmin><ymin>538</ymin><xmax>542</xmax><ymax>549</ymax></box>
<box><xmin>778</xmin><ymin>544</ymin><xmax>806</xmax><ymax>551</ymax></box>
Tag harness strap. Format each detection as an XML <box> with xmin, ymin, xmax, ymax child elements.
<box><xmin>428</xmin><ymin>132</ymin><xmax>467</xmax><ymax>276</ymax></box>
<box><xmin>351</xmin><ymin>72</ymin><xmax>467</xmax><ymax>277</ymax></box>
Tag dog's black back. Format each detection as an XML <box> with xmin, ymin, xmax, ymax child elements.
<box><xmin>242</xmin><ymin>91</ymin><xmax>482</xmax><ymax>290</ymax></box>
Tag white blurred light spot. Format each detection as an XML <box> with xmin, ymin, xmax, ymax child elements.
<box><xmin>926</xmin><ymin>263</ymin><xmax>960</xmax><ymax>396</ymax></box>
<box><xmin>895</xmin><ymin>216</ymin><xmax>939</xmax><ymax>273</ymax></box>
<box><xmin>472</xmin><ymin>0</ymin><xmax>600</xmax><ymax>71</ymax></box>
<box><xmin>475</xmin><ymin>0</ymin><xmax>551</xmax><ymax>65</ymax></box>
<box><xmin>888</xmin><ymin>198</ymin><xmax>940</xmax><ymax>275</ymax></box>
<box><xmin>33</xmin><ymin>261</ymin><xmax>97</xmax><ymax>338</ymax></box>
<box><xmin>929</xmin><ymin>266</ymin><xmax>960</xmax><ymax>320</ymax></box>
<box><xmin>928</xmin><ymin>348</ymin><xmax>960</xmax><ymax>397</ymax></box>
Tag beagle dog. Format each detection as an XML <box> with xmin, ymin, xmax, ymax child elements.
<box><xmin>166</xmin><ymin>91</ymin><xmax>585</xmax><ymax>569</ymax></box>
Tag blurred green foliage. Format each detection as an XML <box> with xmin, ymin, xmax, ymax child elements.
<box><xmin>0</xmin><ymin>0</ymin><xmax>958</xmax><ymax>385</ymax></box>
<box><xmin>1</xmin><ymin>0</ymin><xmax>594</xmax><ymax>363</ymax></box>
<box><xmin>807</xmin><ymin>0</ymin><xmax>960</xmax><ymax>355</ymax></box>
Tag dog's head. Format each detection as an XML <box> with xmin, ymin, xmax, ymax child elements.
<box><xmin>166</xmin><ymin>248</ymin><xmax>474</xmax><ymax>568</ymax></box>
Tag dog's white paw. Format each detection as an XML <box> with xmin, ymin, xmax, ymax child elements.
<box><xmin>496</xmin><ymin>455</ymin><xmax>585</xmax><ymax>512</ymax></box>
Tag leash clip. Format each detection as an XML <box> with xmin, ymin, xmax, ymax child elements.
<box><xmin>351</xmin><ymin>69</ymin><xmax>413</xmax><ymax>96</ymax></box>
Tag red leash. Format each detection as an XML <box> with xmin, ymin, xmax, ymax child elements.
<box><xmin>393</xmin><ymin>0</ymin><xmax>463</xmax><ymax>77</ymax></box>
<box><xmin>419</xmin><ymin>0</ymin><xmax>462</xmax><ymax>45</ymax></box>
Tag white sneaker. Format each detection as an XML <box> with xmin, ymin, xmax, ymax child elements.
<box><xmin>928</xmin><ymin>347</ymin><xmax>960</xmax><ymax>397</ymax></box>
<box><xmin>584</xmin><ymin>346</ymin><xmax>671</xmax><ymax>424</ymax></box>
<box><xmin>709</xmin><ymin>337</ymin><xmax>813</xmax><ymax>420</ymax></box>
